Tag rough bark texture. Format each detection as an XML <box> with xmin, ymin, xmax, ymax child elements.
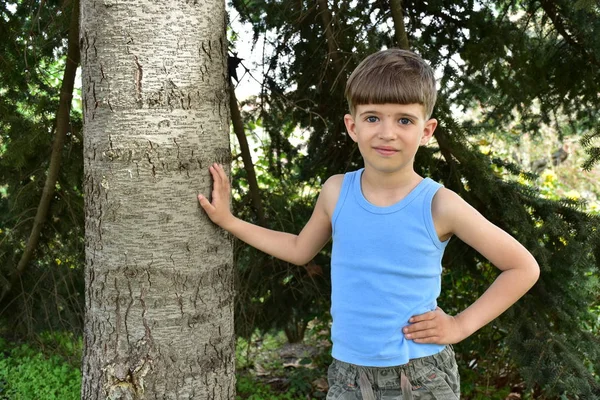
<box><xmin>80</xmin><ymin>0</ymin><xmax>234</xmax><ymax>398</ymax></box>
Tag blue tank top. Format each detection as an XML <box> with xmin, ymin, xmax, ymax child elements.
<box><xmin>330</xmin><ymin>169</ymin><xmax>449</xmax><ymax>367</ymax></box>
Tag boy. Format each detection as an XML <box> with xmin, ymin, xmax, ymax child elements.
<box><xmin>197</xmin><ymin>49</ymin><xmax>540</xmax><ymax>399</ymax></box>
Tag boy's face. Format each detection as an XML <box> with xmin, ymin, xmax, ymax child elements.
<box><xmin>344</xmin><ymin>103</ymin><xmax>437</xmax><ymax>175</ymax></box>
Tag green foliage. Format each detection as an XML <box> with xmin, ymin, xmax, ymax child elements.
<box><xmin>0</xmin><ymin>0</ymin><xmax>84</xmax><ymax>338</ymax></box>
<box><xmin>285</xmin><ymin>368</ymin><xmax>322</xmax><ymax>398</ymax></box>
<box><xmin>236</xmin><ymin>375</ymin><xmax>300</xmax><ymax>400</ymax></box>
<box><xmin>234</xmin><ymin>328</ymin><xmax>331</xmax><ymax>400</ymax></box>
<box><xmin>0</xmin><ymin>335</ymin><xmax>81</xmax><ymax>400</ymax></box>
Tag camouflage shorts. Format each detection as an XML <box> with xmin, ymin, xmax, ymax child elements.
<box><xmin>327</xmin><ymin>346</ymin><xmax>460</xmax><ymax>400</ymax></box>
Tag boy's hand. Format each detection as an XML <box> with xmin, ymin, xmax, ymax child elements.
<box><xmin>197</xmin><ymin>163</ymin><xmax>234</xmax><ymax>228</ymax></box>
<box><xmin>403</xmin><ymin>307</ymin><xmax>466</xmax><ymax>345</ymax></box>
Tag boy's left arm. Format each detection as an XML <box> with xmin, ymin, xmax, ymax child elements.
<box><xmin>403</xmin><ymin>188</ymin><xmax>540</xmax><ymax>345</ymax></box>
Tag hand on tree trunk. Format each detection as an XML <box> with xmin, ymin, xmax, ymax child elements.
<box><xmin>198</xmin><ymin>163</ymin><xmax>235</xmax><ymax>228</ymax></box>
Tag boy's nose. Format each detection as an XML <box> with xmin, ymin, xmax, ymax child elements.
<box><xmin>378</xmin><ymin>131</ymin><xmax>394</xmax><ymax>140</ymax></box>
<box><xmin>378</xmin><ymin>122</ymin><xmax>397</xmax><ymax>140</ymax></box>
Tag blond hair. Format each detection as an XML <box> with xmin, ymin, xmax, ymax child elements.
<box><xmin>345</xmin><ymin>49</ymin><xmax>437</xmax><ymax>118</ymax></box>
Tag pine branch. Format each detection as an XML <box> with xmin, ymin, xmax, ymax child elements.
<box><xmin>538</xmin><ymin>0</ymin><xmax>600</xmax><ymax>68</ymax></box>
<box><xmin>0</xmin><ymin>0</ymin><xmax>80</xmax><ymax>303</ymax></box>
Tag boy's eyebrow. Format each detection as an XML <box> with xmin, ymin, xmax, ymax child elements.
<box><xmin>359</xmin><ymin>110</ymin><xmax>420</xmax><ymax>120</ymax></box>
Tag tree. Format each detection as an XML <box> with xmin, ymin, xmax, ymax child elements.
<box><xmin>79</xmin><ymin>0</ymin><xmax>235</xmax><ymax>397</ymax></box>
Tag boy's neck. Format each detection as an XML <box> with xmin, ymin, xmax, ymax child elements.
<box><xmin>360</xmin><ymin>166</ymin><xmax>423</xmax><ymax>206</ymax></box>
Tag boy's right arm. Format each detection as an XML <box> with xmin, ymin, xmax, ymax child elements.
<box><xmin>197</xmin><ymin>163</ymin><xmax>340</xmax><ymax>266</ymax></box>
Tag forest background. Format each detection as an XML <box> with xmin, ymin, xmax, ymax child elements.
<box><xmin>1</xmin><ymin>0</ymin><xmax>600</xmax><ymax>399</ymax></box>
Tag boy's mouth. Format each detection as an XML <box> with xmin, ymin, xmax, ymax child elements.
<box><xmin>373</xmin><ymin>146</ymin><xmax>398</xmax><ymax>156</ymax></box>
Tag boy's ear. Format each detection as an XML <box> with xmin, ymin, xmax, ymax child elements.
<box><xmin>420</xmin><ymin>118</ymin><xmax>437</xmax><ymax>145</ymax></box>
<box><xmin>344</xmin><ymin>114</ymin><xmax>358</xmax><ymax>142</ymax></box>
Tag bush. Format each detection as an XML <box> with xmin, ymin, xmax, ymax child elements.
<box><xmin>0</xmin><ymin>337</ymin><xmax>81</xmax><ymax>400</ymax></box>
<box><xmin>236</xmin><ymin>374</ymin><xmax>300</xmax><ymax>400</ymax></box>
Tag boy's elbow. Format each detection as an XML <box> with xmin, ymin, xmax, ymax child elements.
<box><xmin>288</xmin><ymin>247</ymin><xmax>319</xmax><ymax>266</ymax></box>
<box><xmin>288</xmin><ymin>237</ymin><xmax>319</xmax><ymax>266</ymax></box>
<box><xmin>290</xmin><ymin>255</ymin><xmax>311</xmax><ymax>266</ymax></box>
<box><xmin>527</xmin><ymin>258</ymin><xmax>540</xmax><ymax>286</ymax></box>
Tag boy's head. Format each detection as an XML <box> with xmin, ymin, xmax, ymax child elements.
<box><xmin>345</xmin><ymin>49</ymin><xmax>437</xmax><ymax>119</ymax></box>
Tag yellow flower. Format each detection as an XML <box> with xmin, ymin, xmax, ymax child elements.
<box><xmin>517</xmin><ymin>173</ymin><xmax>529</xmax><ymax>185</ymax></box>
<box><xmin>541</xmin><ymin>170</ymin><xmax>557</xmax><ymax>184</ymax></box>
<box><xmin>565</xmin><ymin>190</ymin><xmax>580</xmax><ymax>201</ymax></box>
<box><xmin>55</xmin><ymin>258</ymin><xmax>62</xmax><ymax>265</ymax></box>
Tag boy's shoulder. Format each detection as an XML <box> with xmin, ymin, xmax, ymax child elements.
<box><xmin>431</xmin><ymin>186</ymin><xmax>477</xmax><ymax>240</ymax></box>
<box><xmin>321</xmin><ymin>170</ymin><xmax>362</xmax><ymax>200</ymax></box>
<box><xmin>321</xmin><ymin>173</ymin><xmax>345</xmax><ymax>198</ymax></box>
<box><xmin>320</xmin><ymin>174</ymin><xmax>346</xmax><ymax>218</ymax></box>
<box><xmin>431</xmin><ymin>186</ymin><xmax>468</xmax><ymax>215</ymax></box>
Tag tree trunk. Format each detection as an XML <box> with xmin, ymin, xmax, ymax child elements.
<box><xmin>80</xmin><ymin>0</ymin><xmax>234</xmax><ymax>398</ymax></box>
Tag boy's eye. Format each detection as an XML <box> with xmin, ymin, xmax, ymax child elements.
<box><xmin>399</xmin><ymin>118</ymin><xmax>411</xmax><ymax>125</ymax></box>
<box><xmin>366</xmin><ymin>116</ymin><xmax>379</xmax><ymax>123</ymax></box>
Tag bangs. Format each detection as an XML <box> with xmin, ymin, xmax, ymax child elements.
<box><xmin>345</xmin><ymin>49</ymin><xmax>437</xmax><ymax>118</ymax></box>
<box><xmin>351</xmin><ymin>66</ymin><xmax>427</xmax><ymax>108</ymax></box>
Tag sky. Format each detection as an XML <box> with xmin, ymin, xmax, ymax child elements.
<box><xmin>227</xmin><ymin>8</ymin><xmax>265</xmax><ymax>101</ymax></box>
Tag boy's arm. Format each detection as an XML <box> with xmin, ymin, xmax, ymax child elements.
<box><xmin>403</xmin><ymin>188</ymin><xmax>540</xmax><ymax>345</ymax></box>
<box><xmin>197</xmin><ymin>163</ymin><xmax>339</xmax><ymax>266</ymax></box>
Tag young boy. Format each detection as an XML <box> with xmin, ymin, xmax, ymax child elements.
<box><xmin>197</xmin><ymin>49</ymin><xmax>540</xmax><ymax>399</ymax></box>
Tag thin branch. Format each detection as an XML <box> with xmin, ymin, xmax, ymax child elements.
<box><xmin>229</xmin><ymin>86</ymin><xmax>267</xmax><ymax>226</ymax></box>
<box><xmin>0</xmin><ymin>0</ymin><xmax>80</xmax><ymax>303</ymax></box>
<box><xmin>317</xmin><ymin>0</ymin><xmax>345</xmax><ymax>88</ymax></box>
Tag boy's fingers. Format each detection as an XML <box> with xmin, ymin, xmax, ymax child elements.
<box><xmin>208</xmin><ymin>165</ymin><xmax>226</xmax><ymax>200</ymax></box>
<box><xmin>406</xmin><ymin>328</ymin><xmax>437</xmax><ymax>339</ymax></box>
<box><xmin>404</xmin><ymin>320</ymin><xmax>435</xmax><ymax>333</ymax></box>
<box><xmin>409</xmin><ymin>311</ymin><xmax>436</xmax><ymax>323</ymax></box>
<box><xmin>215</xmin><ymin>163</ymin><xmax>227</xmax><ymax>183</ymax></box>
<box><xmin>197</xmin><ymin>194</ymin><xmax>214</xmax><ymax>210</ymax></box>
<box><xmin>198</xmin><ymin>195</ymin><xmax>209</xmax><ymax>212</ymax></box>
<box><xmin>209</xmin><ymin>165</ymin><xmax>220</xmax><ymax>186</ymax></box>
<box><xmin>211</xmin><ymin>163</ymin><xmax>230</xmax><ymax>192</ymax></box>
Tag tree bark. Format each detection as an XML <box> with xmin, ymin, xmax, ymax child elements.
<box><xmin>80</xmin><ymin>0</ymin><xmax>235</xmax><ymax>398</ymax></box>
<box><xmin>389</xmin><ymin>0</ymin><xmax>410</xmax><ymax>50</ymax></box>
<box><xmin>229</xmin><ymin>88</ymin><xmax>266</xmax><ymax>226</ymax></box>
<box><xmin>0</xmin><ymin>0</ymin><xmax>80</xmax><ymax>303</ymax></box>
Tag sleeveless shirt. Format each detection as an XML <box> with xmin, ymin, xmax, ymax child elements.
<box><xmin>330</xmin><ymin>169</ymin><xmax>449</xmax><ymax>367</ymax></box>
